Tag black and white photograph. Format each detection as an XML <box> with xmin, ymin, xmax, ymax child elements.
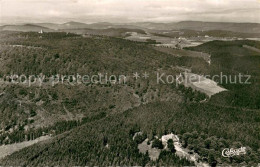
<box><xmin>0</xmin><ymin>0</ymin><xmax>259</xmax><ymax>166</ymax></box>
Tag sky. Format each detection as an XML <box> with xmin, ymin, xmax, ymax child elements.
<box><xmin>1</xmin><ymin>0</ymin><xmax>260</xmax><ymax>24</ymax></box>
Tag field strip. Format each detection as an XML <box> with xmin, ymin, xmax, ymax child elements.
<box><xmin>0</xmin><ymin>135</ymin><xmax>51</xmax><ymax>160</ymax></box>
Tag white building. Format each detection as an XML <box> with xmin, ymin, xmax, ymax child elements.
<box><xmin>38</xmin><ymin>29</ymin><xmax>43</xmax><ymax>34</ymax></box>
<box><xmin>161</xmin><ymin>133</ymin><xmax>179</xmax><ymax>147</ymax></box>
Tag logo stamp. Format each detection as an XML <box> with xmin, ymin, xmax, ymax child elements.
<box><xmin>222</xmin><ymin>147</ymin><xmax>246</xmax><ymax>157</ymax></box>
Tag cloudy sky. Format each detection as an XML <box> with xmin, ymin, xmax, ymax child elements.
<box><xmin>1</xmin><ymin>0</ymin><xmax>260</xmax><ymax>24</ymax></box>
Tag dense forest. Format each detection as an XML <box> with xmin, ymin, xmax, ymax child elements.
<box><xmin>0</xmin><ymin>31</ymin><xmax>259</xmax><ymax>166</ymax></box>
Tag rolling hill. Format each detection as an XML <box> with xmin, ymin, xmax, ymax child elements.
<box><xmin>0</xmin><ymin>24</ymin><xmax>53</xmax><ymax>32</ymax></box>
<box><xmin>1</xmin><ymin>21</ymin><xmax>260</xmax><ymax>36</ymax></box>
<box><xmin>132</xmin><ymin>21</ymin><xmax>260</xmax><ymax>33</ymax></box>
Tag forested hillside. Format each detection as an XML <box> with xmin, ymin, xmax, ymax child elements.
<box><xmin>1</xmin><ymin>100</ymin><xmax>259</xmax><ymax>166</ymax></box>
<box><xmin>0</xmin><ymin>31</ymin><xmax>259</xmax><ymax>166</ymax></box>
<box><xmin>187</xmin><ymin>40</ymin><xmax>260</xmax><ymax>109</ymax></box>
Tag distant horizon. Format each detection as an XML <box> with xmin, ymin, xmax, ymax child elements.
<box><xmin>1</xmin><ymin>20</ymin><xmax>260</xmax><ymax>26</ymax></box>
